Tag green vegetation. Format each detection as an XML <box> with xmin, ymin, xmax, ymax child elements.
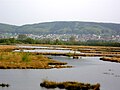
<box><xmin>0</xmin><ymin>52</ymin><xmax>69</xmax><ymax>69</ymax></box>
<box><xmin>0</xmin><ymin>37</ymin><xmax>120</xmax><ymax>47</ymax></box>
<box><xmin>0</xmin><ymin>45</ymin><xmax>71</xmax><ymax>69</ymax></box>
<box><xmin>22</xmin><ymin>53</ymin><xmax>30</xmax><ymax>62</ymax></box>
<box><xmin>0</xmin><ymin>21</ymin><xmax>120</xmax><ymax>35</ymax></box>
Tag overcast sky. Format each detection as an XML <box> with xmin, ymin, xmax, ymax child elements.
<box><xmin>0</xmin><ymin>0</ymin><xmax>120</xmax><ymax>25</ymax></box>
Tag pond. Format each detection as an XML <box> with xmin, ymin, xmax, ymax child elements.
<box><xmin>0</xmin><ymin>56</ymin><xmax>120</xmax><ymax>90</ymax></box>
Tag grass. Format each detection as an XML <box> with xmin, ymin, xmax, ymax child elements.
<box><xmin>40</xmin><ymin>80</ymin><xmax>100</xmax><ymax>90</ymax></box>
<box><xmin>0</xmin><ymin>52</ymin><xmax>69</xmax><ymax>69</ymax></box>
<box><xmin>100</xmin><ymin>57</ymin><xmax>120</xmax><ymax>63</ymax></box>
<box><xmin>0</xmin><ymin>83</ymin><xmax>9</xmax><ymax>87</ymax></box>
<box><xmin>19</xmin><ymin>45</ymin><xmax>120</xmax><ymax>57</ymax></box>
<box><xmin>0</xmin><ymin>45</ymin><xmax>17</xmax><ymax>52</ymax></box>
<box><xmin>0</xmin><ymin>44</ymin><xmax>120</xmax><ymax>69</ymax></box>
<box><xmin>0</xmin><ymin>45</ymin><xmax>72</xmax><ymax>69</ymax></box>
<box><xmin>22</xmin><ymin>53</ymin><xmax>30</xmax><ymax>62</ymax></box>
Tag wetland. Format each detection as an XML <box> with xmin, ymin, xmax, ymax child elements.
<box><xmin>0</xmin><ymin>45</ymin><xmax>120</xmax><ymax>90</ymax></box>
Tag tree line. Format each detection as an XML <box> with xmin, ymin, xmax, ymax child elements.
<box><xmin>0</xmin><ymin>37</ymin><xmax>120</xmax><ymax>47</ymax></box>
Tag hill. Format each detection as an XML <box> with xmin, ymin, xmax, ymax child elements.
<box><xmin>0</xmin><ymin>21</ymin><xmax>120</xmax><ymax>35</ymax></box>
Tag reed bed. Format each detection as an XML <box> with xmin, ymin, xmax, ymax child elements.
<box><xmin>20</xmin><ymin>45</ymin><xmax>120</xmax><ymax>57</ymax></box>
<box><xmin>0</xmin><ymin>45</ymin><xmax>17</xmax><ymax>52</ymax></box>
<box><xmin>40</xmin><ymin>80</ymin><xmax>100</xmax><ymax>90</ymax></box>
<box><xmin>0</xmin><ymin>52</ymin><xmax>69</xmax><ymax>69</ymax></box>
<box><xmin>0</xmin><ymin>83</ymin><xmax>9</xmax><ymax>87</ymax></box>
<box><xmin>100</xmin><ymin>57</ymin><xmax>120</xmax><ymax>63</ymax></box>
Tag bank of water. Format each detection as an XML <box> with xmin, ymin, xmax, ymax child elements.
<box><xmin>0</xmin><ymin>56</ymin><xmax>120</xmax><ymax>90</ymax></box>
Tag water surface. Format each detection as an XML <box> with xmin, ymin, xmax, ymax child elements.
<box><xmin>0</xmin><ymin>56</ymin><xmax>120</xmax><ymax>90</ymax></box>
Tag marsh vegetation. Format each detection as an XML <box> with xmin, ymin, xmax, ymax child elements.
<box><xmin>0</xmin><ymin>45</ymin><xmax>71</xmax><ymax>69</ymax></box>
<box><xmin>40</xmin><ymin>80</ymin><xmax>100</xmax><ymax>90</ymax></box>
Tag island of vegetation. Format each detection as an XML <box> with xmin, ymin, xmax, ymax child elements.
<box><xmin>100</xmin><ymin>57</ymin><xmax>120</xmax><ymax>63</ymax></box>
<box><xmin>0</xmin><ymin>83</ymin><xmax>9</xmax><ymax>87</ymax></box>
<box><xmin>0</xmin><ymin>45</ymin><xmax>71</xmax><ymax>69</ymax></box>
<box><xmin>40</xmin><ymin>80</ymin><xmax>100</xmax><ymax>90</ymax></box>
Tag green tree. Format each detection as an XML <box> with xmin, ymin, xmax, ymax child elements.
<box><xmin>17</xmin><ymin>34</ymin><xmax>27</xmax><ymax>40</ymax></box>
<box><xmin>24</xmin><ymin>38</ymin><xmax>36</xmax><ymax>44</ymax></box>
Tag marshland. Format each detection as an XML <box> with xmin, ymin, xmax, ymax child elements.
<box><xmin>1</xmin><ymin>0</ymin><xmax>120</xmax><ymax>90</ymax></box>
<box><xmin>0</xmin><ymin>45</ymin><xmax>120</xmax><ymax>90</ymax></box>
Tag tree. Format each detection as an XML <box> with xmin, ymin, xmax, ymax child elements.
<box><xmin>24</xmin><ymin>38</ymin><xmax>36</xmax><ymax>44</ymax></box>
<box><xmin>17</xmin><ymin>34</ymin><xmax>27</xmax><ymax>40</ymax></box>
<box><xmin>54</xmin><ymin>39</ymin><xmax>63</xmax><ymax>45</ymax></box>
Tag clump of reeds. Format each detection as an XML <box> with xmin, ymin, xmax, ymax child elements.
<box><xmin>0</xmin><ymin>51</ymin><xmax>69</xmax><ymax>69</ymax></box>
<box><xmin>100</xmin><ymin>57</ymin><xmax>120</xmax><ymax>63</ymax></box>
<box><xmin>21</xmin><ymin>52</ymin><xmax>30</xmax><ymax>62</ymax></box>
<box><xmin>66</xmin><ymin>52</ymin><xmax>73</xmax><ymax>57</ymax></box>
<box><xmin>40</xmin><ymin>80</ymin><xmax>100</xmax><ymax>90</ymax></box>
<box><xmin>0</xmin><ymin>83</ymin><xmax>9</xmax><ymax>87</ymax></box>
<box><xmin>0</xmin><ymin>53</ymin><xmax>3</xmax><ymax>60</ymax></box>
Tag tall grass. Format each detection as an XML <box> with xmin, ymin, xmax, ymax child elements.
<box><xmin>22</xmin><ymin>53</ymin><xmax>30</xmax><ymax>62</ymax></box>
<box><xmin>0</xmin><ymin>54</ymin><xmax>3</xmax><ymax>60</ymax></box>
<box><xmin>66</xmin><ymin>52</ymin><xmax>73</xmax><ymax>57</ymax></box>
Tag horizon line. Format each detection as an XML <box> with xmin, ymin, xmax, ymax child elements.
<box><xmin>0</xmin><ymin>20</ymin><xmax>120</xmax><ymax>26</ymax></box>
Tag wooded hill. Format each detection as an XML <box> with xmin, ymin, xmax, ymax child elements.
<box><xmin>0</xmin><ymin>21</ymin><xmax>120</xmax><ymax>35</ymax></box>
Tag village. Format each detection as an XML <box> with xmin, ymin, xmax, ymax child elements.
<box><xmin>0</xmin><ymin>33</ymin><xmax>120</xmax><ymax>42</ymax></box>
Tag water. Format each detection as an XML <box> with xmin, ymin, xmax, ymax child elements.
<box><xmin>15</xmin><ymin>45</ymin><xmax>81</xmax><ymax>54</ymax></box>
<box><xmin>18</xmin><ymin>45</ymin><xmax>70</xmax><ymax>50</ymax></box>
<box><xmin>0</xmin><ymin>56</ymin><xmax>120</xmax><ymax>90</ymax></box>
<box><xmin>15</xmin><ymin>49</ymin><xmax>81</xmax><ymax>54</ymax></box>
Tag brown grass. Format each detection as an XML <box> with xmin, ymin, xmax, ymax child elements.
<box><xmin>18</xmin><ymin>45</ymin><xmax>120</xmax><ymax>57</ymax></box>
<box><xmin>100</xmin><ymin>57</ymin><xmax>120</xmax><ymax>63</ymax></box>
<box><xmin>0</xmin><ymin>45</ymin><xmax>72</xmax><ymax>69</ymax></box>
<box><xmin>0</xmin><ymin>52</ymin><xmax>69</xmax><ymax>69</ymax></box>
<box><xmin>1</xmin><ymin>45</ymin><xmax>120</xmax><ymax>67</ymax></box>
<box><xmin>0</xmin><ymin>45</ymin><xmax>17</xmax><ymax>52</ymax></box>
<box><xmin>40</xmin><ymin>80</ymin><xmax>100</xmax><ymax>90</ymax></box>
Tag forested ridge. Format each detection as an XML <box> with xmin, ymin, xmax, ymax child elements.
<box><xmin>0</xmin><ymin>21</ymin><xmax>120</xmax><ymax>35</ymax></box>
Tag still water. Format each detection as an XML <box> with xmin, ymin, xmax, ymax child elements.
<box><xmin>0</xmin><ymin>56</ymin><xmax>120</xmax><ymax>90</ymax></box>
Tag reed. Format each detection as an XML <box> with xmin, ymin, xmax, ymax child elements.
<box><xmin>0</xmin><ymin>83</ymin><xmax>9</xmax><ymax>87</ymax></box>
<box><xmin>0</xmin><ymin>52</ymin><xmax>69</xmax><ymax>69</ymax></box>
<box><xmin>40</xmin><ymin>80</ymin><xmax>100</xmax><ymax>90</ymax></box>
<box><xmin>100</xmin><ymin>57</ymin><xmax>120</xmax><ymax>63</ymax></box>
<box><xmin>21</xmin><ymin>53</ymin><xmax>30</xmax><ymax>62</ymax></box>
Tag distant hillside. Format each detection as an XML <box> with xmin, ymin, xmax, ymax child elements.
<box><xmin>0</xmin><ymin>23</ymin><xmax>17</xmax><ymax>33</ymax></box>
<box><xmin>0</xmin><ymin>21</ymin><xmax>120</xmax><ymax>35</ymax></box>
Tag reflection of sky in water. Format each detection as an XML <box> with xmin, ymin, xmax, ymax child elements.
<box><xmin>16</xmin><ymin>45</ymin><xmax>81</xmax><ymax>53</ymax></box>
<box><xmin>24</xmin><ymin>49</ymin><xmax>80</xmax><ymax>54</ymax></box>
<box><xmin>18</xmin><ymin>46</ymin><xmax>70</xmax><ymax>50</ymax></box>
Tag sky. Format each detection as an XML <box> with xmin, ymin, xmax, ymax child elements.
<box><xmin>0</xmin><ymin>0</ymin><xmax>120</xmax><ymax>25</ymax></box>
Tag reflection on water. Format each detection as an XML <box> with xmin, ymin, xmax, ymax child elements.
<box><xmin>18</xmin><ymin>45</ymin><xmax>71</xmax><ymax>50</ymax></box>
<box><xmin>0</xmin><ymin>56</ymin><xmax>120</xmax><ymax>90</ymax></box>
<box><xmin>15</xmin><ymin>49</ymin><xmax>81</xmax><ymax>54</ymax></box>
<box><xmin>15</xmin><ymin>45</ymin><xmax>81</xmax><ymax>54</ymax></box>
